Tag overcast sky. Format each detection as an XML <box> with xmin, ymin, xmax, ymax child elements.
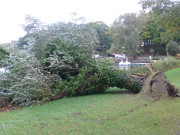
<box><xmin>0</xmin><ymin>0</ymin><xmax>141</xmax><ymax>43</ymax></box>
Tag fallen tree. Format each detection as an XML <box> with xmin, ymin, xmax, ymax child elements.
<box><xmin>51</xmin><ymin>64</ymin><xmax>143</xmax><ymax>101</ymax></box>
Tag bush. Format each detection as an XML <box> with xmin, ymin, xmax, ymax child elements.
<box><xmin>154</xmin><ymin>59</ymin><xmax>180</xmax><ymax>72</ymax></box>
<box><xmin>152</xmin><ymin>57</ymin><xmax>160</xmax><ymax>60</ymax></box>
<box><xmin>167</xmin><ymin>41</ymin><xmax>180</xmax><ymax>56</ymax></box>
<box><xmin>150</xmin><ymin>48</ymin><xmax>155</xmax><ymax>55</ymax></box>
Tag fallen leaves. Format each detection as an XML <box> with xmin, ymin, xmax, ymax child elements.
<box><xmin>5</xmin><ymin>109</ymin><xmax>10</xmax><ymax>112</ymax></box>
<box><xmin>0</xmin><ymin>104</ymin><xmax>20</xmax><ymax>112</ymax></box>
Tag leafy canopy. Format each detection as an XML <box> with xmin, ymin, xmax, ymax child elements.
<box><xmin>140</xmin><ymin>0</ymin><xmax>180</xmax><ymax>43</ymax></box>
<box><xmin>110</xmin><ymin>13</ymin><xmax>146</xmax><ymax>56</ymax></box>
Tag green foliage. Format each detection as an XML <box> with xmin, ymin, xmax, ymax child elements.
<box><xmin>41</xmin><ymin>37</ymin><xmax>142</xmax><ymax>96</ymax></box>
<box><xmin>17</xmin><ymin>34</ymin><xmax>31</xmax><ymax>47</ymax></box>
<box><xmin>110</xmin><ymin>13</ymin><xmax>146</xmax><ymax>56</ymax></box>
<box><xmin>167</xmin><ymin>41</ymin><xmax>180</xmax><ymax>56</ymax></box>
<box><xmin>152</xmin><ymin>57</ymin><xmax>160</xmax><ymax>60</ymax></box>
<box><xmin>140</xmin><ymin>14</ymin><xmax>168</xmax><ymax>55</ymax></box>
<box><xmin>54</xmin><ymin>60</ymin><xmax>142</xmax><ymax>95</ymax></box>
<box><xmin>154</xmin><ymin>59</ymin><xmax>180</xmax><ymax>71</ymax></box>
<box><xmin>150</xmin><ymin>48</ymin><xmax>155</xmax><ymax>55</ymax></box>
<box><xmin>42</xmin><ymin>38</ymin><xmax>92</xmax><ymax>80</ymax></box>
<box><xmin>0</xmin><ymin>16</ymin><xmax>143</xmax><ymax>107</ymax></box>
<box><xmin>0</xmin><ymin>46</ymin><xmax>56</xmax><ymax>106</ymax></box>
<box><xmin>19</xmin><ymin>15</ymin><xmax>99</xmax><ymax>59</ymax></box>
<box><xmin>108</xmin><ymin>68</ymin><xmax>142</xmax><ymax>93</ymax></box>
<box><xmin>130</xmin><ymin>58</ymin><xmax>180</xmax><ymax>75</ymax></box>
<box><xmin>23</xmin><ymin>15</ymin><xmax>45</xmax><ymax>34</ymax></box>
<box><xmin>140</xmin><ymin>0</ymin><xmax>180</xmax><ymax>43</ymax></box>
<box><xmin>55</xmin><ymin>65</ymin><xmax>108</xmax><ymax>95</ymax></box>
<box><xmin>140</xmin><ymin>15</ymin><xmax>162</xmax><ymax>43</ymax></box>
<box><xmin>0</xmin><ymin>46</ymin><xmax>9</xmax><ymax>61</ymax></box>
<box><xmin>49</xmin><ymin>23</ymin><xmax>99</xmax><ymax>55</ymax></box>
<box><xmin>88</xmin><ymin>21</ymin><xmax>113</xmax><ymax>52</ymax></box>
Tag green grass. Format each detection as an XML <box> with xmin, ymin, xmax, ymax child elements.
<box><xmin>0</xmin><ymin>88</ymin><xmax>179</xmax><ymax>135</ymax></box>
<box><xmin>165</xmin><ymin>68</ymin><xmax>180</xmax><ymax>90</ymax></box>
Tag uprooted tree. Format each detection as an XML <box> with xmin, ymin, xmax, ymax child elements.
<box><xmin>40</xmin><ymin>37</ymin><xmax>143</xmax><ymax>100</ymax></box>
<box><xmin>140</xmin><ymin>71</ymin><xmax>179</xmax><ymax>100</ymax></box>
<box><xmin>0</xmin><ymin>16</ymin><xmax>142</xmax><ymax>107</ymax></box>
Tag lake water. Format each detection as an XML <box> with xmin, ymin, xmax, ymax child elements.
<box><xmin>114</xmin><ymin>63</ymin><xmax>148</xmax><ymax>70</ymax></box>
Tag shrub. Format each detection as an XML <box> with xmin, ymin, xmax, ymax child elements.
<box><xmin>150</xmin><ymin>48</ymin><xmax>155</xmax><ymax>55</ymax></box>
<box><xmin>152</xmin><ymin>57</ymin><xmax>160</xmax><ymax>60</ymax></box>
<box><xmin>154</xmin><ymin>59</ymin><xmax>180</xmax><ymax>72</ymax></box>
<box><xmin>167</xmin><ymin>41</ymin><xmax>180</xmax><ymax>56</ymax></box>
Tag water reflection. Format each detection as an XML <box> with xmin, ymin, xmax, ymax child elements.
<box><xmin>119</xmin><ymin>65</ymin><xmax>130</xmax><ymax>70</ymax></box>
<box><xmin>113</xmin><ymin>63</ymin><xmax>148</xmax><ymax>70</ymax></box>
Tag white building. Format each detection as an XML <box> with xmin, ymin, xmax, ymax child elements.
<box><xmin>113</xmin><ymin>53</ymin><xmax>126</xmax><ymax>58</ymax></box>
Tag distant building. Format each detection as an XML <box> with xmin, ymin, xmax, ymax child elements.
<box><xmin>94</xmin><ymin>54</ymin><xmax>99</xmax><ymax>58</ymax></box>
<box><xmin>112</xmin><ymin>53</ymin><xmax>126</xmax><ymax>58</ymax></box>
<box><xmin>142</xmin><ymin>39</ymin><xmax>151</xmax><ymax>46</ymax></box>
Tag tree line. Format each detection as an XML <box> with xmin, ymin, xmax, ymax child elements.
<box><xmin>15</xmin><ymin>0</ymin><xmax>180</xmax><ymax>57</ymax></box>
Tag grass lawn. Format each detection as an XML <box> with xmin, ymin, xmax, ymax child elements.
<box><xmin>0</xmin><ymin>88</ymin><xmax>180</xmax><ymax>135</ymax></box>
<box><xmin>165</xmin><ymin>68</ymin><xmax>180</xmax><ymax>90</ymax></box>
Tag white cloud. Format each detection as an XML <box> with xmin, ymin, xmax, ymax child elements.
<box><xmin>0</xmin><ymin>0</ymin><xmax>141</xmax><ymax>43</ymax></box>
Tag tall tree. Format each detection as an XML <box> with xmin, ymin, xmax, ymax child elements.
<box><xmin>140</xmin><ymin>0</ymin><xmax>180</xmax><ymax>43</ymax></box>
<box><xmin>88</xmin><ymin>21</ymin><xmax>112</xmax><ymax>54</ymax></box>
<box><xmin>17</xmin><ymin>15</ymin><xmax>49</xmax><ymax>58</ymax></box>
<box><xmin>140</xmin><ymin>16</ymin><xmax>166</xmax><ymax>55</ymax></box>
<box><xmin>110</xmin><ymin>13</ymin><xmax>146</xmax><ymax>56</ymax></box>
<box><xmin>18</xmin><ymin>15</ymin><xmax>99</xmax><ymax>58</ymax></box>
